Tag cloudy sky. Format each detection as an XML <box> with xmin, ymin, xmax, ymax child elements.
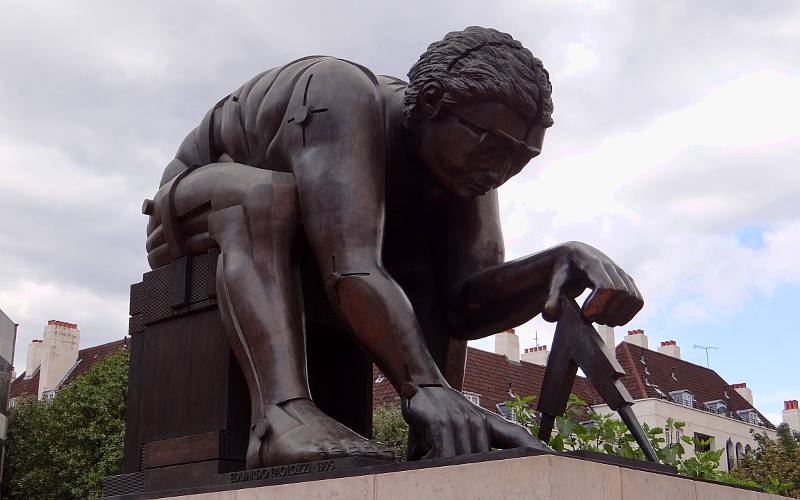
<box><xmin>1</xmin><ymin>1</ymin><xmax>797</xmax><ymax>424</ymax></box>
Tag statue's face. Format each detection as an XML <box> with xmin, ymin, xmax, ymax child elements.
<box><xmin>418</xmin><ymin>100</ymin><xmax>545</xmax><ymax>198</ymax></box>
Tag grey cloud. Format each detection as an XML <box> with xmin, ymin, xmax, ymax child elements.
<box><xmin>1</xmin><ymin>0</ymin><xmax>798</xmax><ymax>374</ymax></box>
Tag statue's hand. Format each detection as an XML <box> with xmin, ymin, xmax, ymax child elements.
<box><xmin>400</xmin><ymin>383</ymin><xmax>548</xmax><ymax>459</ymax></box>
<box><xmin>542</xmin><ymin>241</ymin><xmax>643</xmax><ymax>326</ymax></box>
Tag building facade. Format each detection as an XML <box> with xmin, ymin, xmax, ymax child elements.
<box><xmin>9</xmin><ymin>322</ymin><xmax>126</xmax><ymax>404</ymax></box>
<box><xmin>373</xmin><ymin>327</ymin><xmax>778</xmax><ymax>472</ymax></box>
<box><xmin>590</xmin><ymin>331</ymin><xmax>776</xmax><ymax>472</ymax></box>
<box><xmin>0</xmin><ymin>308</ymin><xmax>18</xmax><ymax>488</ymax></box>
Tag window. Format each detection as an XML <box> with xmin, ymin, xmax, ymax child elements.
<box><xmin>42</xmin><ymin>390</ymin><xmax>57</xmax><ymax>401</ymax></box>
<box><xmin>670</xmin><ymin>390</ymin><xmax>694</xmax><ymax>408</ymax></box>
<box><xmin>462</xmin><ymin>391</ymin><xmax>480</xmax><ymax>406</ymax></box>
<box><xmin>694</xmin><ymin>432</ymin><xmax>714</xmax><ymax>452</ymax></box>
<box><xmin>665</xmin><ymin>422</ymin><xmax>683</xmax><ymax>446</ymax></box>
<box><xmin>496</xmin><ymin>402</ymin><xmax>517</xmax><ymax>423</ymax></box>
<box><xmin>704</xmin><ymin>400</ymin><xmax>727</xmax><ymax>415</ymax></box>
<box><xmin>737</xmin><ymin>409</ymin><xmax>761</xmax><ymax>426</ymax></box>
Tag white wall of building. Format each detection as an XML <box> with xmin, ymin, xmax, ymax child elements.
<box><xmin>592</xmin><ymin>398</ymin><xmax>777</xmax><ymax>472</ymax></box>
<box><xmin>495</xmin><ymin>329</ymin><xmax>520</xmax><ymax>362</ymax></box>
<box><xmin>37</xmin><ymin>321</ymin><xmax>80</xmax><ymax>399</ymax></box>
<box><xmin>521</xmin><ymin>346</ymin><xmax>548</xmax><ymax>366</ymax></box>
<box><xmin>24</xmin><ymin>341</ymin><xmax>42</xmax><ymax>379</ymax></box>
<box><xmin>783</xmin><ymin>400</ymin><xmax>800</xmax><ymax>432</ymax></box>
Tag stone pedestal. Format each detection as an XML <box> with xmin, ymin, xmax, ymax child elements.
<box><xmin>104</xmin><ymin>449</ymin><xmax>783</xmax><ymax>500</ymax></box>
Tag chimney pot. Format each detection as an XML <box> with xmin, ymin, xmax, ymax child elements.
<box><xmin>624</xmin><ymin>329</ymin><xmax>649</xmax><ymax>349</ymax></box>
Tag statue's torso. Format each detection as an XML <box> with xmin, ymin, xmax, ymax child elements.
<box><xmin>169</xmin><ymin>57</ymin><xmax>457</xmax><ymax>349</ymax></box>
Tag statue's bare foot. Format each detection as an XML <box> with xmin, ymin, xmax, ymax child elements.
<box><xmin>256</xmin><ymin>398</ymin><xmax>395</xmax><ymax>467</ymax></box>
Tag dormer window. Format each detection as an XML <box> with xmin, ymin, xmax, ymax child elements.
<box><xmin>496</xmin><ymin>402</ymin><xmax>518</xmax><ymax>422</ymax></box>
<box><xmin>704</xmin><ymin>400</ymin><xmax>727</xmax><ymax>415</ymax></box>
<box><xmin>737</xmin><ymin>409</ymin><xmax>761</xmax><ymax>426</ymax></box>
<box><xmin>670</xmin><ymin>390</ymin><xmax>694</xmax><ymax>407</ymax></box>
<box><xmin>462</xmin><ymin>391</ymin><xmax>481</xmax><ymax>406</ymax></box>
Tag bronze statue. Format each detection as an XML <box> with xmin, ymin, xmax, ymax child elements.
<box><xmin>143</xmin><ymin>27</ymin><xmax>643</xmax><ymax>469</ymax></box>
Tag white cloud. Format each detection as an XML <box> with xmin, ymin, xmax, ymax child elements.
<box><xmin>563</xmin><ymin>39</ymin><xmax>599</xmax><ymax>77</ymax></box>
<box><xmin>498</xmin><ymin>69</ymin><xmax>800</xmax><ymax>328</ymax></box>
<box><xmin>1</xmin><ymin>0</ymin><xmax>798</xmax><ymax>419</ymax></box>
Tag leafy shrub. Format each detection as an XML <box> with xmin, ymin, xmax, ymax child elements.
<box><xmin>2</xmin><ymin>348</ymin><xmax>128</xmax><ymax>499</ymax></box>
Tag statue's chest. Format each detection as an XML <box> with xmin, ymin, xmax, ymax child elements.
<box><xmin>382</xmin><ymin>188</ymin><xmax>441</xmax><ymax>288</ymax></box>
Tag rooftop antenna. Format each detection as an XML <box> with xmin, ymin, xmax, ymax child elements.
<box><xmin>534</xmin><ymin>330</ymin><xmax>540</xmax><ymax>348</ymax></box>
<box><xmin>693</xmin><ymin>344</ymin><xmax>718</xmax><ymax>368</ymax></box>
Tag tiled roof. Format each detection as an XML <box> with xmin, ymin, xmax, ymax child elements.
<box><xmin>9</xmin><ymin>338</ymin><xmax>128</xmax><ymax>400</ymax></box>
<box><xmin>373</xmin><ymin>342</ymin><xmax>775</xmax><ymax>430</ymax></box>
<box><xmin>372</xmin><ymin>346</ymin><xmax>595</xmax><ymax>413</ymax></box>
<box><xmin>8</xmin><ymin>369</ymin><xmax>39</xmax><ymax>401</ymax></box>
<box><xmin>598</xmin><ymin>342</ymin><xmax>775</xmax><ymax>429</ymax></box>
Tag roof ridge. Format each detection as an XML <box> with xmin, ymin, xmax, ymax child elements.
<box><xmin>631</xmin><ymin>343</ymin><xmax>723</xmax><ymax>374</ymax></box>
<box><xmin>619</xmin><ymin>342</ymin><xmax>648</xmax><ymax>398</ymax></box>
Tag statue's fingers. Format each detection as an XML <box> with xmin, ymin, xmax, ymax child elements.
<box><xmin>600</xmin><ymin>263</ymin><xmax>630</xmax><ymax>326</ymax></box>
<box><xmin>486</xmin><ymin>413</ymin><xmax>538</xmax><ymax>449</ymax></box>
<box><xmin>471</xmin><ymin>415</ymin><xmax>491</xmax><ymax>453</ymax></box>
<box><xmin>407</xmin><ymin>429</ymin><xmax>430</xmax><ymax>461</ymax></box>
<box><xmin>617</xmin><ymin>272</ymin><xmax>644</xmax><ymax>325</ymax></box>
<box><xmin>423</xmin><ymin>422</ymin><xmax>456</xmax><ymax>459</ymax></box>
<box><xmin>452</xmin><ymin>414</ymin><xmax>472</xmax><ymax>455</ymax></box>
<box><xmin>543</xmin><ymin>256</ymin><xmax>571</xmax><ymax>322</ymax></box>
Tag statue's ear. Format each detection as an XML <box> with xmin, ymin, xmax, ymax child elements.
<box><xmin>418</xmin><ymin>82</ymin><xmax>444</xmax><ymax>119</ymax></box>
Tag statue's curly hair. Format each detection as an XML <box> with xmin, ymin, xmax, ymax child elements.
<box><xmin>405</xmin><ymin>26</ymin><xmax>554</xmax><ymax>127</ymax></box>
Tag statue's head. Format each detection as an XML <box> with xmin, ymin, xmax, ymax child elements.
<box><xmin>405</xmin><ymin>27</ymin><xmax>554</xmax><ymax>198</ymax></box>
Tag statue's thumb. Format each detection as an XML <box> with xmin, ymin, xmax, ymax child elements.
<box><xmin>543</xmin><ymin>257</ymin><xmax>570</xmax><ymax>323</ymax></box>
<box><xmin>401</xmin><ymin>382</ymin><xmax>419</xmax><ymax>400</ymax></box>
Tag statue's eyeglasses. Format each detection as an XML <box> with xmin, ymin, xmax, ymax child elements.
<box><xmin>443</xmin><ymin>108</ymin><xmax>541</xmax><ymax>162</ymax></box>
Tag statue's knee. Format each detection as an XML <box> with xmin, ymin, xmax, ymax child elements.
<box><xmin>208</xmin><ymin>205</ymin><xmax>251</xmax><ymax>250</ymax></box>
<box><xmin>324</xmin><ymin>266</ymin><xmax>375</xmax><ymax>307</ymax></box>
<box><xmin>241</xmin><ymin>174</ymin><xmax>299</xmax><ymax>226</ymax></box>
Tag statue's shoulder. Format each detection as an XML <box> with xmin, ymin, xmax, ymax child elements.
<box><xmin>237</xmin><ymin>56</ymin><xmax>386</xmax><ymax>114</ymax></box>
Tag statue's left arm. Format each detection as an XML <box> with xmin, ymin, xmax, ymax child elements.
<box><xmin>439</xmin><ymin>190</ymin><xmax>643</xmax><ymax>341</ymax></box>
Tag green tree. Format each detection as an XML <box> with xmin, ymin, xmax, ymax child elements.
<box><xmin>3</xmin><ymin>348</ymin><xmax>129</xmax><ymax>499</ymax></box>
<box><xmin>732</xmin><ymin>424</ymin><xmax>800</xmax><ymax>498</ymax></box>
<box><xmin>372</xmin><ymin>404</ymin><xmax>409</xmax><ymax>461</ymax></box>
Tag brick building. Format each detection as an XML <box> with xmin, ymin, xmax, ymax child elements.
<box><xmin>373</xmin><ymin>327</ymin><xmax>779</xmax><ymax>472</ymax></box>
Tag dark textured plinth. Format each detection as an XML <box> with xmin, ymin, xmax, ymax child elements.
<box><xmin>104</xmin><ymin>448</ymin><xmax>548</xmax><ymax>499</ymax></box>
<box><xmin>119</xmin><ymin>249</ymin><xmax>374</xmax><ymax>496</ymax></box>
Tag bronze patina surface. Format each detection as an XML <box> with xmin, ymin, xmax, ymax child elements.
<box><xmin>142</xmin><ymin>26</ymin><xmax>644</xmax><ymax>469</ymax></box>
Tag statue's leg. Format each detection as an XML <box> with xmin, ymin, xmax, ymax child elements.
<box><xmin>147</xmin><ymin>163</ymin><xmax>393</xmax><ymax>468</ymax></box>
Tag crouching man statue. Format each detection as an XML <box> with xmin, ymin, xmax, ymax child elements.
<box><xmin>144</xmin><ymin>26</ymin><xmax>643</xmax><ymax>468</ymax></box>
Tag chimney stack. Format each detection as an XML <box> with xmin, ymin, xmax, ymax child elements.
<box><xmin>784</xmin><ymin>400</ymin><xmax>800</xmax><ymax>432</ymax></box>
<box><xmin>24</xmin><ymin>340</ymin><xmax>43</xmax><ymax>379</ymax></box>
<box><xmin>731</xmin><ymin>383</ymin><xmax>753</xmax><ymax>405</ymax></box>
<box><xmin>494</xmin><ymin>328</ymin><xmax>520</xmax><ymax>362</ymax></box>
<box><xmin>37</xmin><ymin>320</ymin><xmax>80</xmax><ymax>399</ymax></box>
<box><xmin>597</xmin><ymin>325</ymin><xmax>616</xmax><ymax>348</ymax></box>
<box><xmin>521</xmin><ymin>345</ymin><xmax>549</xmax><ymax>366</ymax></box>
<box><xmin>658</xmin><ymin>340</ymin><xmax>681</xmax><ymax>359</ymax></box>
<box><xmin>624</xmin><ymin>329</ymin><xmax>648</xmax><ymax>350</ymax></box>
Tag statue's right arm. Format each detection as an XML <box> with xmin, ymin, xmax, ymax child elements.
<box><xmin>287</xmin><ymin>60</ymin><xmax>447</xmax><ymax>390</ymax></box>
